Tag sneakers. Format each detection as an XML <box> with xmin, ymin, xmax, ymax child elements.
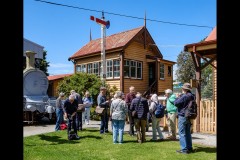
<box><xmin>75</xmin><ymin>135</ymin><xmax>80</xmax><ymax>139</ymax></box>
<box><xmin>176</xmin><ymin>150</ymin><xmax>189</xmax><ymax>154</ymax></box>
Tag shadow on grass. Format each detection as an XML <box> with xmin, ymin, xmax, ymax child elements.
<box><xmin>194</xmin><ymin>146</ymin><xmax>216</xmax><ymax>153</ymax></box>
<box><xmin>36</xmin><ymin>134</ymin><xmax>80</xmax><ymax>145</ymax></box>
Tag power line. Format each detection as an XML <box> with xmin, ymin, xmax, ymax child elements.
<box><xmin>35</xmin><ymin>0</ymin><xmax>213</xmax><ymax>29</ymax></box>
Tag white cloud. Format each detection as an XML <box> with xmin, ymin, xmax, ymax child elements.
<box><xmin>48</xmin><ymin>63</ymin><xmax>73</xmax><ymax>75</ymax></box>
<box><xmin>49</xmin><ymin>63</ymin><xmax>72</xmax><ymax>68</ymax></box>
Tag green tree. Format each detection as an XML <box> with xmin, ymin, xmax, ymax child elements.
<box><xmin>38</xmin><ymin>50</ymin><xmax>50</xmax><ymax>76</ymax></box>
<box><xmin>175</xmin><ymin>51</ymin><xmax>195</xmax><ymax>83</ymax></box>
<box><xmin>201</xmin><ymin>64</ymin><xmax>213</xmax><ymax>99</ymax></box>
<box><xmin>57</xmin><ymin>72</ymin><xmax>102</xmax><ymax>105</ymax></box>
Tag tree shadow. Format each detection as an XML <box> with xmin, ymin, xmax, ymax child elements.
<box><xmin>193</xmin><ymin>146</ymin><xmax>216</xmax><ymax>153</ymax></box>
<box><xmin>36</xmin><ymin>134</ymin><xmax>80</xmax><ymax>145</ymax></box>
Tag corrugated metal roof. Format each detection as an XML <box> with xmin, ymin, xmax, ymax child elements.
<box><xmin>48</xmin><ymin>73</ymin><xmax>73</xmax><ymax>81</ymax></box>
<box><xmin>69</xmin><ymin>26</ymin><xmax>144</xmax><ymax>59</ymax></box>
<box><xmin>205</xmin><ymin>27</ymin><xmax>216</xmax><ymax>41</ymax></box>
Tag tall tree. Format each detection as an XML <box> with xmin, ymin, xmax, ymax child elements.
<box><xmin>175</xmin><ymin>51</ymin><xmax>195</xmax><ymax>83</ymax></box>
<box><xmin>38</xmin><ymin>50</ymin><xmax>50</xmax><ymax>76</ymax></box>
<box><xmin>201</xmin><ymin>64</ymin><xmax>213</xmax><ymax>99</ymax></box>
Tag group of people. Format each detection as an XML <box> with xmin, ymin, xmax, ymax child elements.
<box><xmin>55</xmin><ymin>90</ymin><xmax>93</xmax><ymax>139</ymax></box>
<box><xmin>55</xmin><ymin>82</ymin><xmax>195</xmax><ymax>154</ymax></box>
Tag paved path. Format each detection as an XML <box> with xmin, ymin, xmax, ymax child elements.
<box><xmin>24</xmin><ymin>120</ymin><xmax>216</xmax><ymax>147</ymax></box>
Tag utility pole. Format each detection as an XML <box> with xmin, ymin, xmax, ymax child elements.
<box><xmin>90</xmin><ymin>12</ymin><xmax>110</xmax><ymax>86</ymax></box>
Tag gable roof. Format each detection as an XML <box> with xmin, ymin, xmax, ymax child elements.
<box><xmin>69</xmin><ymin>26</ymin><xmax>158</xmax><ymax>60</ymax></box>
<box><xmin>48</xmin><ymin>73</ymin><xmax>73</xmax><ymax>81</ymax></box>
<box><xmin>205</xmin><ymin>26</ymin><xmax>216</xmax><ymax>41</ymax></box>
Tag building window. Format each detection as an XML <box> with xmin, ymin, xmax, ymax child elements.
<box><xmin>76</xmin><ymin>64</ymin><xmax>87</xmax><ymax>73</ymax></box>
<box><xmin>124</xmin><ymin>60</ymin><xmax>130</xmax><ymax>77</ymax></box>
<box><xmin>130</xmin><ymin>61</ymin><xmax>136</xmax><ymax>78</ymax></box>
<box><xmin>113</xmin><ymin>59</ymin><xmax>120</xmax><ymax>78</ymax></box>
<box><xmin>76</xmin><ymin>65</ymin><xmax>81</xmax><ymax>72</ymax></box>
<box><xmin>106</xmin><ymin>60</ymin><xmax>113</xmax><ymax>78</ymax></box>
<box><xmin>93</xmin><ymin>62</ymin><xmax>99</xmax><ymax>76</ymax></box>
<box><xmin>168</xmin><ymin>66</ymin><xmax>172</xmax><ymax>76</ymax></box>
<box><xmin>137</xmin><ymin>62</ymin><xmax>142</xmax><ymax>79</ymax></box>
<box><xmin>87</xmin><ymin>63</ymin><xmax>92</xmax><ymax>73</ymax></box>
<box><xmin>160</xmin><ymin>63</ymin><xmax>164</xmax><ymax>79</ymax></box>
<box><xmin>124</xmin><ymin>59</ymin><xmax>142</xmax><ymax>79</ymax></box>
<box><xmin>82</xmin><ymin>64</ymin><xmax>86</xmax><ymax>73</ymax></box>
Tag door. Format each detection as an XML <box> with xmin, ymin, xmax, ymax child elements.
<box><xmin>148</xmin><ymin>62</ymin><xmax>155</xmax><ymax>86</ymax></box>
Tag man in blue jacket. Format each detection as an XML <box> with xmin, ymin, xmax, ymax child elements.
<box><xmin>174</xmin><ymin>83</ymin><xmax>194</xmax><ymax>154</ymax></box>
<box><xmin>97</xmin><ymin>86</ymin><xmax>110</xmax><ymax>134</ymax></box>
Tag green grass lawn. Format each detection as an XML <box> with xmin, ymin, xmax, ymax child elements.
<box><xmin>24</xmin><ymin>128</ymin><xmax>216</xmax><ymax>160</ymax></box>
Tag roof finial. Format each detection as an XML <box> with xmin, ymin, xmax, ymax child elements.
<box><xmin>90</xmin><ymin>28</ymin><xmax>92</xmax><ymax>41</ymax></box>
<box><xmin>144</xmin><ymin>11</ymin><xmax>146</xmax><ymax>27</ymax></box>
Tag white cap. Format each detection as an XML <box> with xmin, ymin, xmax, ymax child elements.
<box><xmin>165</xmin><ymin>89</ymin><xmax>172</xmax><ymax>94</ymax></box>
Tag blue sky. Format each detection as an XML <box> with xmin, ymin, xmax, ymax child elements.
<box><xmin>24</xmin><ymin>0</ymin><xmax>216</xmax><ymax>79</ymax></box>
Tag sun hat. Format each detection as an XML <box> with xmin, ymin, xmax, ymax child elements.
<box><xmin>165</xmin><ymin>89</ymin><xmax>172</xmax><ymax>94</ymax></box>
<box><xmin>181</xmin><ymin>83</ymin><xmax>191</xmax><ymax>90</ymax></box>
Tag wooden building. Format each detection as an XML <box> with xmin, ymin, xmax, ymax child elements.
<box><xmin>68</xmin><ymin>26</ymin><xmax>175</xmax><ymax>95</ymax></box>
<box><xmin>47</xmin><ymin>73</ymin><xmax>73</xmax><ymax>97</ymax></box>
<box><xmin>184</xmin><ymin>26</ymin><xmax>217</xmax><ymax>134</ymax></box>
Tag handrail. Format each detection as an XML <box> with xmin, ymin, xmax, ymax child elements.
<box><xmin>143</xmin><ymin>80</ymin><xmax>157</xmax><ymax>97</ymax></box>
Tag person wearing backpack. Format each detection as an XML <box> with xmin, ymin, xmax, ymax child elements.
<box><xmin>164</xmin><ymin>89</ymin><xmax>177</xmax><ymax>140</ymax></box>
<box><xmin>149</xmin><ymin>94</ymin><xmax>164</xmax><ymax>141</ymax></box>
<box><xmin>130</xmin><ymin>92</ymin><xmax>149</xmax><ymax>143</ymax></box>
<box><xmin>174</xmin><ymin>83</ymin><xmax>194</xmax><ymax>154</ymax></box>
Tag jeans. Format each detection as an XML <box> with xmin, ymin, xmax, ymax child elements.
<box><xmin>178</xmin><ymin>116</ymin><xmax>193</xmax><ymax>151</ymax></box>
<box><xmin>151</xmin><ymin>116</ymin><xmax>164</xmax><ymax>140</ymax></box>
<box><xmin>55</xmin><ymin>108</ymin><xmax>63</xmax><ymax>131</ymax></box>
<box><xmin>82</xmin><ymin>107</ymin><xmax>91</xmax><ymax>124</ymax></box>
<box><xmin>76</xmin><ymin>112</ymin><xmax>82</xmax><ymax>130</ymax></box>
<box><xmin>100</xmin><ymin>111</ymin><xmax>108</xmax><ymax>133</ymax></box>
<box><xmin>67</xmin><ymin>115</ymin><xmax>77</xmax><ymax>134</ymax></box>
<box><xmin>112</xmin><ymin>119</ymin><xmax>125</xmax><ymax>143</ymax></box>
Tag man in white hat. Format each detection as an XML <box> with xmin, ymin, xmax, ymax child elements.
<box><xmin>174</xmin><ymin>83</ymin><xmax>194</xmax><ymax>154</ymax></box>
<box><xmin>164</xmin><ymin>89</ymin><xmax>177</xmax><ymax>140</ymax></box>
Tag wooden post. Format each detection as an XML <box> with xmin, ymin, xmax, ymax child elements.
<box><xmin>120</xmin><ymin>51</ymin><xmax>124</xmax><ymax>92</ymax></box>
<box><xmin>196</xmin><ymin>56</ymin><xmax>201</xmax><ymax>132</ymax></box>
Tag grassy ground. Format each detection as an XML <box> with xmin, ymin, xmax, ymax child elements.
<box><xmin>24</xmin><ymin>128</ymin><xmax>216</xmax><ymax>160</ymax></box>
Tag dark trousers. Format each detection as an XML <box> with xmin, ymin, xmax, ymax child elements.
<box><xmin>128</xmin><ymin>110</ymin><xmax>135</xmax><ymax>135</ymax></box>
<box><xmin>76</xmin><ymin>112</ymin><xmax>82</xmax><ymax>131</ymax></box>
<box><xmin>100</xmin><ymin>111</ymin><xmax>109</xmax><ymax>133</ymax></box>
<box><xmin>67</xmin><ymin>116</ymin><xmax>77</xmax><ymax>134</ymax></box>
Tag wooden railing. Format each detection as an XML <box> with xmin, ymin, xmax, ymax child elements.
<box><xmin>143</xmin><ymin>80</ymin><xmax>157</xmax><ymax>97</ymax></box>
<box><xmin>160</xmin><ymin>99</ymin><xmax>216</xmax><ymax>134</ymax></box>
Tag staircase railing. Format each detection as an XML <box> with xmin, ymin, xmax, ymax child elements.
<box><xmin>143</xmin><ymin>80</ymin><xmax>157</xmax><ymax>97</ymax></box>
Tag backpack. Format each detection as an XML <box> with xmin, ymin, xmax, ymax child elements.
<box><xmin>184</xmin><ymin>93</ymin><xmax>197</xmax><ymax>119</ymax></box>
<box><xmin>154</xmin><ymin>102</ymin><xmax>166</xmax><ymax>118</ymax></box>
